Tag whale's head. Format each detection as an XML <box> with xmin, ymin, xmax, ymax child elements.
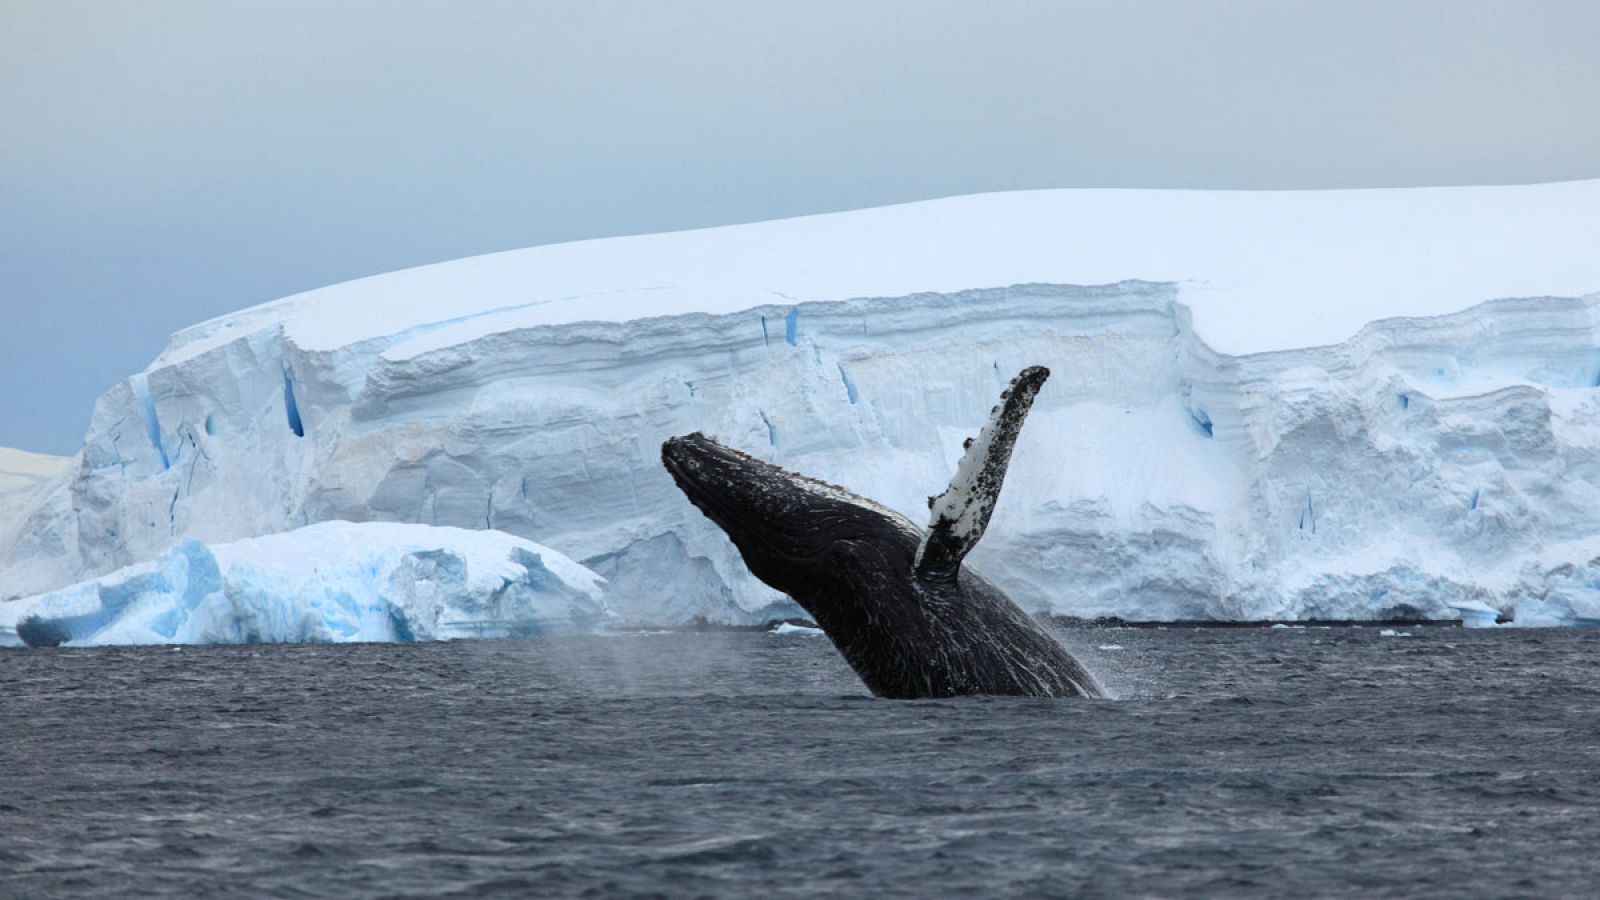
<box><xmin>661</xmin><ymin>432</ymin><xmax>922</xmax><ymax>605</ymax></box>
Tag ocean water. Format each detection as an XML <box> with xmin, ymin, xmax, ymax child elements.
<box><xmin>2</xmin><ymin>627</ymin><xmax>1598</xmax><ymax>897</ymax></box>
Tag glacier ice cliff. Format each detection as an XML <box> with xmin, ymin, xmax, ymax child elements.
<box><xmin>0</xmin><ymin>521</ymin><xmax>607</xmax><ymax>647</ymax></box>
<box><xmin>3</xmin><ymin>183</ymin><xmax>1600</xmax><ymax>627</ymax></box>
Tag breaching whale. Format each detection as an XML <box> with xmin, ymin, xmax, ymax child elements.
<box><xmin>661</xmin><ymin>366</ymin><xmax>1100</xmax><ymax>699</ymax></box>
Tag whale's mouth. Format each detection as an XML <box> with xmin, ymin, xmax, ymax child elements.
<box><xmin>660</xmin><ymin>432</ymin><xmax>726</xmax><ymax>496</ymax></box>
<box><xmin>660</xmin><ymin>432</ymin><xmax>792</xmax><ymax>503</ymax></box>
<box><xmin>660</xmin><ymin>432</ymin><xmax>756</xmax><ymax>534</ymax></box>
<box><xmin>661</xmin><ymin>432</ymin><xmax>903</xmax><ymax>561</ymax></box>
<box><xmin>663</xmin><ymin>433</ymin><xmax>918</xmax><ymax>529</ymax></box>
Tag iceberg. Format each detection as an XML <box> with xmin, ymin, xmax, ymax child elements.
<box><xmin>0</xmin><ymin>521</ymin><xmax>607</xmax><ymax>647</ymax></box>
<box><xmin>3</xmin><ymin>181</ymin><xmax>1600</xmax><ymax>626</ymax></box>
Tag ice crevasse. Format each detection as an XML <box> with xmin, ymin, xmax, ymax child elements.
<box><xmin>3</xmin><ymin>181</ymin><xmax>1600</xmax><ymax>629</ymax></box>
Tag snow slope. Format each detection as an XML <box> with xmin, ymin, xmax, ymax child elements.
<box><xmin>0</xmin><ymin>448</ymin><xmax>75</xmax><ymax>600</ymax></box>
<box><xmin>0</xmin><ymin>448</ymin><xmax>71</xmax><ymax>537</ymax></box>
<box><xmin>154</xmin><ymin>180</ymin><xmax>1600</xmax><ymax>365</ymax></box>
<box><xmin>0</xmin><ymin>521</ymin><xmax>607</xmax><ymax>647</ymax></box>
<box><xmin>4</xmin><ymin>181</ymin><xmax>1600</xmax><ymax>625</ymax></box>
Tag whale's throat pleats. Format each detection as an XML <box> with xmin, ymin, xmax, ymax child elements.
<box><xmin>913</xmin><ymin>366</ymin><xmax>1050</xmax><ymax>582</ymax></box>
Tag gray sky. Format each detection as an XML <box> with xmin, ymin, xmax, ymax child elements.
<box><xmin>3</xmin><ymin>0</ymin><xmax>1598</xmax><ymax>453</ymax></box>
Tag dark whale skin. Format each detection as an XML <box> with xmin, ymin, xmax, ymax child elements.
<box><xmin>661</xmin><ymin>375</ymin><xmax>1100</xmax><ymax>700</ymax></box>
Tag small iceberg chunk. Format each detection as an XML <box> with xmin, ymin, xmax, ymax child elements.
<box><xmin>1451</xmin><ymin>599</ymin><xmax>1502</xmax><ymax>628</ymax></box>
<box><xmin>770</xmin><ymin>621</ymin><xmax>824</xmax><ymax>636</ymax></box>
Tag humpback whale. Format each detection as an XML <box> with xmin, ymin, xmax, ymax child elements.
<box><xmin>661</xmin><ymin>366</ymin><xmax>1100</xmax><ymax>699</ymax></box>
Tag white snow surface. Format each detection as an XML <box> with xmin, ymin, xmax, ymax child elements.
<box><xmin>156</xmin><ymin>180</ymin><xmax>1600</xmax><ymax>365</ymax></box>
<box><xmin>0</xmin><ymin>521</ymin><xmax>607</xmax><ymax>647</ymax></box>
<box><xmin>0</xmin><ymin>448</ymin><xmax>72</xmax><ymax>538</ymax></box>
<box><xmin>5</xmin><ymin>181</ymin><xmax>1600</xmax><ymax>626</ymax></box>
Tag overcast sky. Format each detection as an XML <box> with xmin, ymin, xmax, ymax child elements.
<box><xmin>3</xmin><ymin>0</ymin><xmax>1598</xmax><ymax>453</ymax></box>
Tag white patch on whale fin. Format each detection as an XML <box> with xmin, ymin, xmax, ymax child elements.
<box><xmin>914</xmin><ymin>365</ymin><xmax>1050</xmax><ymax>582</ymax></box>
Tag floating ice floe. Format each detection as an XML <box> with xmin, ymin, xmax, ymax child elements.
<box><xmin>0</xmin><ymin>521</ymin><xmax>607</xmax><ymax>647</ymax></box>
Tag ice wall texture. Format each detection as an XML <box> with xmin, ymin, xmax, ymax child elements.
<box><xmin>9</xmin><ymin>282</ymin><xmax>1600</xmax><ymax>625</ymax></box>
<box><xmin>4</xmin><ymin>182</ymin><xmax>1600</xmax><ymax>624</ymax></box>
<box><xmin>0</xmin><ymin>521</ymin><xmax>608</xmax><ymax>647</ymax></box>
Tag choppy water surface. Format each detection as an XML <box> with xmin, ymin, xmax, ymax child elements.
<box><xmin>3</xmin><ymin>627</ymin><xmax>1599</xmax><ymax>897</ymax></box>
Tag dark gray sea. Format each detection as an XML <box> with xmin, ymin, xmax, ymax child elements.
<box><xmin>2</xmin><ymin>627</ymin><xmax>1598</xmax><ymax>898</ymax></box>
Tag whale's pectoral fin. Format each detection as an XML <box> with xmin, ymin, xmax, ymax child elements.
<box><xmin>914</xmin><ymin>365</ymin><xmax>1050</xmax><ymax>581</ymax></box>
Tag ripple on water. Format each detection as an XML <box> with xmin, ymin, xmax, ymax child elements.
<box><xmin>2</xmin><ymin>629</ymin><xmax>1599</xmax><ymax>897</ymax></box>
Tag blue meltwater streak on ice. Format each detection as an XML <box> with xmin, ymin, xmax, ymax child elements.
<box><xmin>784</xmin><ymin>308</ymin><xmax>799</xmax><ymax>346</ymax></box>
<box><xmin>283</xmin><ymin>369</ymin><xmax>305</xmax><ymax>437</ymax></box>
<box><xmin>129</xmin><ymin>373</ymin><xmax>170</xmax><ymax>470</ymax></box>
<box><xmin>838</xmin><ymin>365</ymin><xmax>859</xmax><ymax>404</ymax></box>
